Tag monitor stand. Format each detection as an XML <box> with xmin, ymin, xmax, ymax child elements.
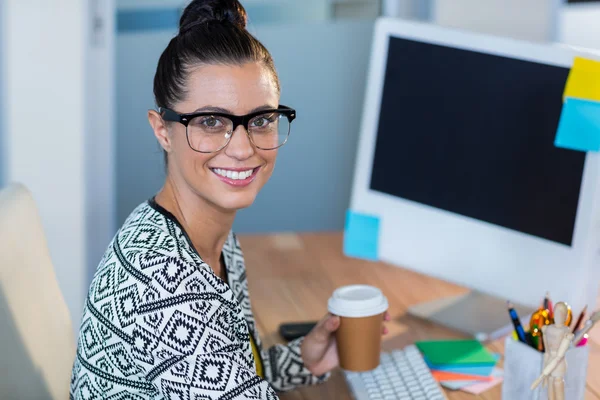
<box><xmin>407</xmin><ymin>290</ymin><xmax>537</xmax><ymax>342</ymax></box>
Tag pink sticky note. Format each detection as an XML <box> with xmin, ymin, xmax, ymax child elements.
<box><xmin>461</xmin><ymin>368</ymin><xmax>503</xmax><ymax>395</ymax></box>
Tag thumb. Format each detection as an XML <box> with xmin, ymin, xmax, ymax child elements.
<box><xmin>312</xmin><ymin>314</ymin><xmax>340</xmax><ymax>341</ymax></box>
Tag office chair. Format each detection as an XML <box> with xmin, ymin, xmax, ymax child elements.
<box><xmin>0</xmin><ymin>183</ymin><xmax>75</xmax><ymax>400</ymax></box>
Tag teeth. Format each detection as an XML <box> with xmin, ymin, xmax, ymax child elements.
<box><xmin>213</xmin><ymin>168</ymin><xmax>254</xmax><ymax>180</ymax></box>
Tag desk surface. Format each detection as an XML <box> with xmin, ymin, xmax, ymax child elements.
<box><xmin>238</xmin><ymin>232</ymin><xmax>600</xmax><ymax>400</ymax></box>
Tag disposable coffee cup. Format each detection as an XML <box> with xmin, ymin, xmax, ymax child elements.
<box><xmin>328</xmin><ymin>285</ymin><xmax>388</xmax><ymax>372</ymax></box>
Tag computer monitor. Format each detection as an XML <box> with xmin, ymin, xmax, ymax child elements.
<box><xmin>349</xmin><ymin>18</ymin><xmax>600</xmax><ymax>324</ymax></box>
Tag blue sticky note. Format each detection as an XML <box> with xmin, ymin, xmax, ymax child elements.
<box><xmin>343</xmin><ymin>210</ymin><xmax>380</xmax><ymax>261</ymax></box>
<box><xmin>555</xmin><ymin>97</ymin><xmax>600</xmax><ymax>152</ymax></box>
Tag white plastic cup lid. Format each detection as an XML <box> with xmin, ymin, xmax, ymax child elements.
<box><xmin>328</xmin><ymin>285</ymin><xmax>388</xmax><ymax>318</ymax></box>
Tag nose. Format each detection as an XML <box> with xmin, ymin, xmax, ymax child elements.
<box><xmin>224</xmin><ymin>124</ymin><xmax>255</xmax><ymax>160</ymax></box>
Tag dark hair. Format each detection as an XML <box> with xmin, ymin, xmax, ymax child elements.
<box><xmin>153</xmin><ymin>0</ymin><xmax>279</xmax><ymax>112</ymax></box>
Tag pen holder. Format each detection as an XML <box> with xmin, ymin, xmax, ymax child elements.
<box><xmin>501</xmin><ymin>336</ymin><xmax>589</xmax><ymax>400</ymax></box>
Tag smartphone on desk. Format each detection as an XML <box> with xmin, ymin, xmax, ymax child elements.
<box><xmin>279</xmin><ymin>321</ymin><xmax>317</xmax><ymax>341</ymax></box>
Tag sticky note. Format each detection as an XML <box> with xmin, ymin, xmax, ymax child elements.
<box><xmin>440</xmin><ymin>368</ymin><xmax>503</xmax><ymax>391</ymax></box>
<box><xmin>343</xmin><ymin>210</ymin><xmax>379</xmax><ymax>261</ymax></box>
<box><xmin>415</xmin><ymin>339</ymin><xmax>496</xmax><ymax>365</ymax></box>
<box><xmin>460</xmin><ymin>368</ymin><xmax>504</xmax><ymax>394</ymax></box>
<box><xmin>427</xmin><ymin>353</ymin><xmax>500</xmax><ymax>376</ymax></box>
<box><xmin>554</xmin><ymin>97</ymin><xmax>600</xmax><ymax>152</ymax></box>
<box><xmin>431</xmin><ymin>370</ymin><xmax>493</xmax><ymax>382</ymax></box>
<box><xmin>563</xmin><ymin>57</ymin><xmax>600</xmax><ymax>103</ymax></box>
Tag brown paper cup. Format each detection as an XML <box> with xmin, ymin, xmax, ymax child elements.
<box><xmin>328</xmin><ymin>285</ymin><xmax>388</xmax><ymax>372</ymax></box>
<box><xmin>336</xmin><ymin>313</ymin><xmax>384</xmax><ymax>372</ymax></box>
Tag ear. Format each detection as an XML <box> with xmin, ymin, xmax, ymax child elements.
<box><xmin>148</xmin><ymin>109</ymin><xmax>172</xmax><ymax>153</ymax></box>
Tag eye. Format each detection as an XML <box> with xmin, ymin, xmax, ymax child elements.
<box><xmin>201</xmin><ymin>116</ymin><xmax>222</xmax><ymax>128</ymax></box>
<box><xmin>251</xmin><ymin>114</ymin><xmax>276</xmax><ymax>129</ymax></box>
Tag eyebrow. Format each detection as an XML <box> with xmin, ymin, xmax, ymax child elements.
<box><xmin>192</xmin><ymin>104</ymin><xmax>276</xmax><ymax>114</ymax></box>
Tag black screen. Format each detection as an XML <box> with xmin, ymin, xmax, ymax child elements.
<box><xmin>370</xmin><ymin>37</ymin><xmax>585</xmax><ymax>246</ymax></box>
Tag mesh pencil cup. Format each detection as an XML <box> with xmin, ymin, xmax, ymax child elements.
<box><xmin>501</xmin><ymin>335</ymin><xmax>589</xmax><ymax>400</ymax></box>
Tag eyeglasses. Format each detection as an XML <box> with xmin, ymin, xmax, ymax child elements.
<box><xmin>159</xmin><ymin>105</ymin><xmax>296</xmax><ymax>153</ymax></box>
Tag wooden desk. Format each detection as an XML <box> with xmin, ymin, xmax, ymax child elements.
<box><xmin>238</xmin><ymin>232</ymin><xmax>600</xmax><ymax>400</ymax></box>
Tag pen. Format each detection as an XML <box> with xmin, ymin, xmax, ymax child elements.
<box><xmin>573</xmin><ymin>310</ymin><xmax>600</xmax><ymax>345</ymax></box>
<box><xmin>576</xmin><ymin>334</ymin><xmax>588</xmax><ymax>347</ymax></box>
<box><xmin>507</xmin><ymin>301</ymin><xmax>529</xmax><ymax>346</ymax></box>
<box><xmin>571</xmin><ymin>304</ymin><xmax>587</xmax><ymax>333</ymax></box>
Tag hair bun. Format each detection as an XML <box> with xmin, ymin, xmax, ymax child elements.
<box><xmin>179</xmin><ymin>0</ymin><xmax>247</xmax><ymax>34</ymax></box>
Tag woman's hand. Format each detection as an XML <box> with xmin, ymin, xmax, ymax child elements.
<box><xmin>300</xmin><ymin>311</ymin><xmax>391</xmax><ymax>377</ymax></box>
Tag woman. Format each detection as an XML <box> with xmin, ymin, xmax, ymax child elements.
<box><xmin>70</xmin><ymin>0</ymin><xmax>387</xmax><ymax>398</ymax></box>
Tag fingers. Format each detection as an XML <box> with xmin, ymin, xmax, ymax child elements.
<box><xmin>311</xmin><ymin>314</ymin><xmax>340</xmax><ymax>342</ymax></box>
<box><xmin>325</xmin><ymin>314</ymin><xmax>341</xmax><ymax>332</ymax></box>
<box><xmin>381</xmin><ymin>312</ymin><xmax>391</xmax><ymax>335</ymax></box>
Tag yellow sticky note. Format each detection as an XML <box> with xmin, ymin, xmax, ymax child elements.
<box><xmin>563</xmin><ymin>57</ymin><xmax>600</xmax><ymax>102</ymax></box>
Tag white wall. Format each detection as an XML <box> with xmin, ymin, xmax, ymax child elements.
<box><xmin>0</xmin><ymin>1</ymin><xmax>5</xmax><ymax>188</ymax></box>
<box><xmin>118</xmin><ymin>0</ymin><xmax>185</xmax><ymax>9</ymax></box>
<box><xmin>382</xmin><ymin>0</ymin><xmax>429</xmax><ymax>20</ymax></box>
<box><xmin>432</xmin><ymin>0</ymin><xmax>559</xmax><ymax>42</ymax></box>
<box><xmin>2</xmin><ymin>0</ymin><xmax>115</xmax><ymax>337</ymax></box>
<box><xmin>558</xmin><ymin>3</ymin><xmax>600</xmax><ymax>50</ymax></box>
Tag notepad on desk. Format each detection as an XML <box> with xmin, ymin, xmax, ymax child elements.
<box><xmin>440</xmin><ymin>368</ymin><xmax>504</xmax><ymax>393</ymax></box>
<box><xmin>425</xmin><ymin>352</ymin><xmax>500</xmax><ymax>376</ymax></box>
<box><xmin>416</xmin><ymin>339</ymin><xmax>503</xmax><ymax>394</ymax></box>
<box><xmin>415</xmin><ymin>339</ymin><xmax>497</xmax><ymax>366</ymax></box>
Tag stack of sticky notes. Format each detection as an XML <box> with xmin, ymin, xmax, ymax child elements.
<box><xmin>555</xmin><ymin>56</ymin><xmax>600</xmax><ymax>152</ymax></box>
<box><xmin>415</xmin><ymin>339</ymin><xmax>503</xmax><ymax>394</ymax></box>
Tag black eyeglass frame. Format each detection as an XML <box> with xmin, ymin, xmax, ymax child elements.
<box><xmin>159</xmin><ymin>105</ymin><xmax>296</xmax><ymax>153</ymax></box>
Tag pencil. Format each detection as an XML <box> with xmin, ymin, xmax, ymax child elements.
<box><xmin>545</xmin><ymin>291</ymin><xmax>553</xmax><ymax>319</ymax></box>
<box><xmin>572</xmin><ymin>305</ymin><xmax>588</xmax><ymax>333</ymax></box>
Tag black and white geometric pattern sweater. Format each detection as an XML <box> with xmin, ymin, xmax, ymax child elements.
<box><xmin>70</xmin><ymin>199</ymin><xmax>327</xmax><ymax>399</ymax></box>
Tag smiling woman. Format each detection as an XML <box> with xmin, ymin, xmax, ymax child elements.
<box><xmin>68</xmin><ymin>1</ymin><xmax>382</xmax><ymax>399</ymax></box>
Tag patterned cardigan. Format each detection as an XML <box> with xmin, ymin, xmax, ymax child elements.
<box><xmin>69</xmin><ymin>200</ymin><xmax>327</xmax><ymax>399</ymax></box>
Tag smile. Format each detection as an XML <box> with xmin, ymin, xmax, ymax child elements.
<box><xmin>212</xmin><ymin>168</ymin><xmax>254</xmax><ymax>180</ymax></box>
<box><xmin>210</xmin><ymin>167</ymin><xmax>260</xmax><ymax>187</ymax></box>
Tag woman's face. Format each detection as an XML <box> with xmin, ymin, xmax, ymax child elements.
<box><xmin>153</xmin><ymin>62</ymin><xmax>280</xmax><ymax>212</ymax></box>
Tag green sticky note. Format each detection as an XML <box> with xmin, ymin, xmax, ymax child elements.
<box><xmin>415</xmin><ymin>339</ymin><xmax>496</xmax><ymax>365</ymax></box>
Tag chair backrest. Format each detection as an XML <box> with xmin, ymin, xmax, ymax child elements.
<box><xmin>0</xmin><ymin>183</ymin><xmax>75</xmax><ymax>400</ymax></box>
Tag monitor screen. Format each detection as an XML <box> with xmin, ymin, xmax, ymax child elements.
<box><xmin>370</xmin><ymin>36</ymin><xmax>585</xmax><ymax>246</ymax></box>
